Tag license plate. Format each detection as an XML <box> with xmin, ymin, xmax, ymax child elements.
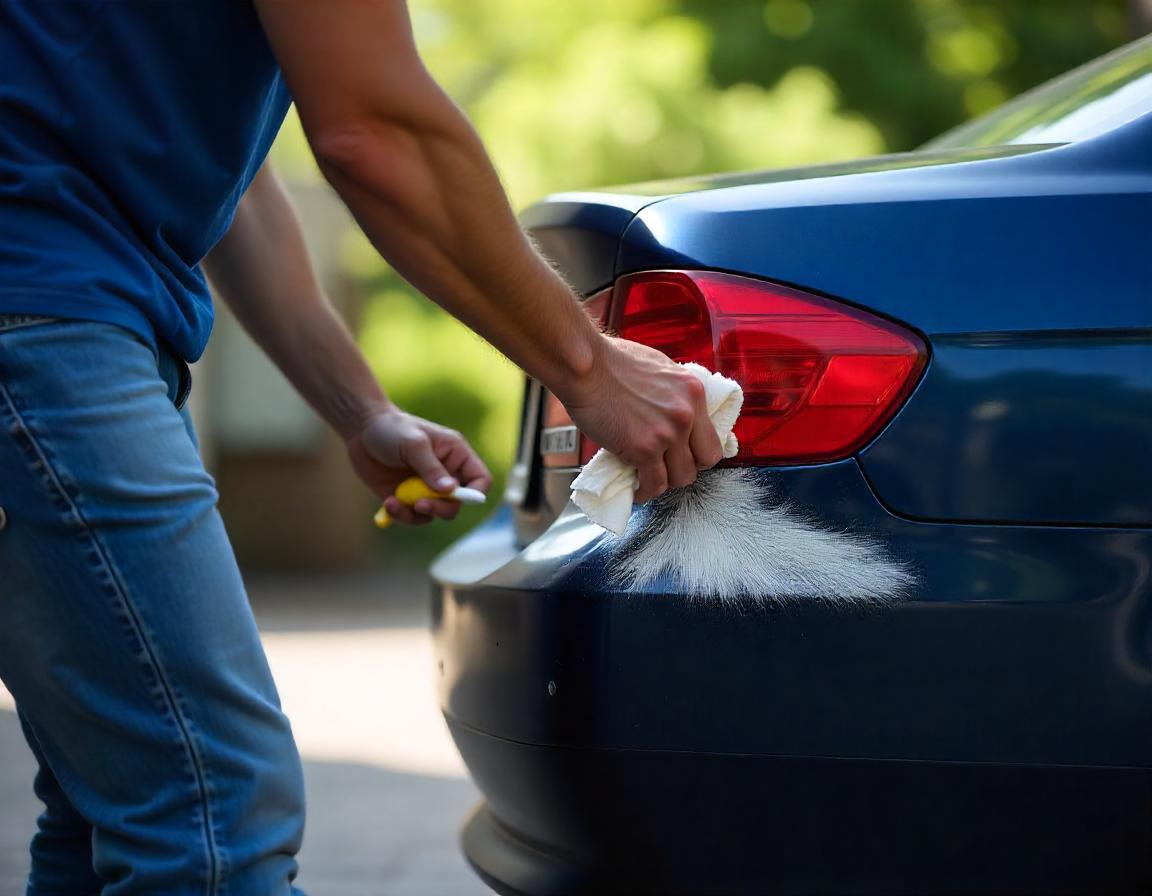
<box><xmin>540</xmin><ymin>425</ymin><xmax>578</xmax><ymax>455</ymax></box>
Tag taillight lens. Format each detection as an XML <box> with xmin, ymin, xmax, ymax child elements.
<box><xmin>609</xmin><ymin>270</ymin><xmax>927</xmax><ymax>464</ymax></box>
<box><xmin>541</xmin><ymin>271</ymin><xmax>925</xmax><ymax>468</ymax></box>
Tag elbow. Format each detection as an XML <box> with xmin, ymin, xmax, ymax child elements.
<box><xmin>310</xmin><ymin>120</ymin><xmax>428</xmax><ymax>209</ymax></box>
<box><xmin>311</xmin><ymin>122</ymin><xmax>401</xmax><ymax>185</ymax></box>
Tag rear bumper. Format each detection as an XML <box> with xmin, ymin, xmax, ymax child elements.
<box><xmin>454</xmin><ymin>722</ymin><xmax>1152</xmax><ymax>896</ymax></box>
<box><xmin>431</xmin><ymin>464</ymin><xmax>1152</xmax><ymax>894</ymax></box>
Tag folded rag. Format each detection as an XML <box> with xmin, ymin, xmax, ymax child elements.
<box><xmin>570</xmin><ymin>362</ymin><xmax>744</xmax><ymax>534</ymax></box>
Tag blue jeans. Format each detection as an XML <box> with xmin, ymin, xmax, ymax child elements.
<box><xmin>0</xmin><ymin>318</ymin><xmax>305</xmax><ymax>895</ymax></box>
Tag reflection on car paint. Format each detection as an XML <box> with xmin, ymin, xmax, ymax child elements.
<box><xmin>860</xmin><ymin>334</ymin><xmax>1152</xmax><ymax>526</ymax></box>
<box><xmin>520</xmin><ymin>506</ymin><xmax>608</xmax><ymax>564</ymax></box>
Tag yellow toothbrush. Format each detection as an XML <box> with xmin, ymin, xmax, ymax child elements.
<box><xmin>373</xmin><ymin>475</ymin><xmax>487</xmax><ymax>529</ymax></box>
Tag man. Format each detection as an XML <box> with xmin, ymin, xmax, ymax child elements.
<box><xmin>0</xmin><ymin>1</ymin><xmax>723</xmax><ymax>893</ymax></box>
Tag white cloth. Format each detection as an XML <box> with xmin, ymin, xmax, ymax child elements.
<box><xmin>570</xmin><ymin>362</ymin><xmax>743</xmax><ymax>534</ymax></box>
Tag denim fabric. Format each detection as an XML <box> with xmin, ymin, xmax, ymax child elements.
<box><xmin>0</xmin><ymin>319</ymin><xmax>305</xmax><ymax>895</ymax></box>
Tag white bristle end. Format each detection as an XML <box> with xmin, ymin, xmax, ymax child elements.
<box><xmin>608</xmin><ymin>469</ymin><xmax>916</xmax><ymax>603</ymax></box>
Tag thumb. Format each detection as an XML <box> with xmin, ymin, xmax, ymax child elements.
<box><xmin>403</xmin><ymin>432</ymin><xmax>457</xmax><ymax>493</ymax></box>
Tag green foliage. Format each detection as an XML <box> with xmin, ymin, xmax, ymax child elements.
<box><xmin>680</xmin><ymin>0</ymin><xmax>1130</xmax><ymax>151</ymax></box>
<box><xmin>270</xmin><ymin>0</ymin><xmax>1133</xmax><ymax>559</ymax></box>
<box><xmin>413</xmin><ymin>0</ymin><xmax>886</xmax><ymax>206</ymax></box>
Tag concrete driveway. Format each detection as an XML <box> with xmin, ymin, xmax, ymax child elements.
<box><xmin>0</xmin><ymin>571</ymin><xmax>491</xmax><ymax>896</ymax></box>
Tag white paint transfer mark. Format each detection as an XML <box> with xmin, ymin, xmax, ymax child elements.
<box><xmin>609</xmin><ymin>468</ymin><xmax>916</xmax><ymax>602</ymax></box>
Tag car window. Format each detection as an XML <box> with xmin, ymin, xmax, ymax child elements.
<box><xmin>927</xmin><ymin>35</ymin><xmax>1152</xmax><ymax>150</ymax></box>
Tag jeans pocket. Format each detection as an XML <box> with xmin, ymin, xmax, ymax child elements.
<box><xmin>158</xmin><ymin>348</ymin><xmax>193</xmax><ymax>410</ymax></box>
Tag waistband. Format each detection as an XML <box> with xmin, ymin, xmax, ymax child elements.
<box><xmin>0</xmin><ymin>314</ymin><xmax>192</xmax><ymax>410</ymax></box>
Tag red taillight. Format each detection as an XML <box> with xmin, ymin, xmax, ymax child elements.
<box><xmin>541</xmin><ymin>271</ymin><xmax>925</xmax><ymax>468</ymax></box>
<box><xmin>609</xmin><ymin>270</ymin><xmax>926</xmax><ymax>465</ymax></box>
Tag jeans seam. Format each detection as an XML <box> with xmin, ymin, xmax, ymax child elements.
<box><xmin>0</xmin><ymin>373</ymin><xmax>223</xmax><ymax>896</ymax></box>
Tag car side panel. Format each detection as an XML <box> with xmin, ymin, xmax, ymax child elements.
<box><xmin>860</xmin><ymin>333</ymin><xmax>1152</xmax><ymax>525</ymax></box>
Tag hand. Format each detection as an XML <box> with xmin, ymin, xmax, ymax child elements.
<box><xmin>346</xmin><ymin>408</ymin><xmax>492</xmax><ymax>526</ymax></box>
<box><xmin>560</xmin><ymin>336</ymin><xmax>724</xmax><ymax>503</ymax></box>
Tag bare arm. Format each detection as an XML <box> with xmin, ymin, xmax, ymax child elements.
<box><xmin>254</xmin><ymin>0</ymin><xmax>723</xmax><ymax>501</ymax></box>
<box><xmin>204</xmin><ymin>164</ymin><xmax>385</xmax><ymax>438</ymax></box>
<box><xmin>204</xmin><ymin>164</ymin><xmax>490</xmax><ymax>526</ymax></box>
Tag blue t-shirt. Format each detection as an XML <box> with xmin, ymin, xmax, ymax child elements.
<box><xmin>0</xmin><ymin>1</ymin><xmax>291</xmax><ymax>362</ymax></box>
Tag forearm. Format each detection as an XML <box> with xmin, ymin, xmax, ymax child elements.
<box><xmin>311</xmin><ymin>97</ymin><xmax>604</xmax><ymax>402</ymax></box>
<box><xmin>203</xmin><ymin>166</ymin><xmax>389</xmax><ymax>438</ymax></box>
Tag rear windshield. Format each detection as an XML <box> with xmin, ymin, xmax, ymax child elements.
<box><xmin>927</xmin><ymin>35</ymin><xmax>1152</xmax><ymax>150</ymax></box>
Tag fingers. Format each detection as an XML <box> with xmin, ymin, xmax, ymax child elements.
<box><xmin>632</xmin><ymin>372</ymin><xmax>726</xmax><ymax>501</ymax></box>
<box><xmin>645</xmin><ymin>429</ymin><xmax>711</xmax><ymax>498</ymax></box>
<box><xmin>679</xmin><ymin>373</ymin><xmax>723</xmax><ymax>471</ymax></box>
<box><xmin>358</xmin><ymin>410</ymin><xmax>491</xmax><ymax>528</ymax></box>
<box><xmin>382</xmin><ymin>495</ymin><xmax>462</xmax><ymax>527</ymax></box>
<box><xmin>689</xmin><ymin>417</ymin><xmax>724</xmax><ymax>470</ymax></box>
<box><xmin>390</xmin><ymin>426</ymin><xmax>488</xmax><ymax>525</ymax></box>
<box><xmin>664</xmin><ymin>442</ymin><xmax>698</xmax><ymax>490</ymax></box>
<box><xmin>400</xmin><ymin>431</ymin><xmax>457</xmax><ymax>494</ymax></box>
<box><xmin>634</xmin><ymin>457</ymin><xmax>669</xmax><ymax>504</ymax></box>
<box><xmin>412</xmin><ymin>497</ymin><xmax>461</xmax><ymax>521</ymax></box>
<box><xmin>382</xmin><ymin>496</ymin><xmax>433</xmax><ymax>526</ymax></box>
<box><xmin>459</xmin><ymin>452</ymin><xmax>492</xmax><ymax>493</ymax></box>
<box><xmin>464</xmin><ymin>471</ymin><xmax>493</xmax><ymax>493</ymax></box>
<box><xmin>439</xmin><ymin>435</ymin><xmax>493</xmax><ymax>494</ymax></box>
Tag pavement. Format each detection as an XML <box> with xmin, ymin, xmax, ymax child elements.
<box><xmin>0</xmin><ymin>570</ymin><xmax>492</xmax><ymax>896</ymax></box>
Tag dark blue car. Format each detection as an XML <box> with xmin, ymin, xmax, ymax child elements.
<box><xmin>432</xmin><ymin>36</ymin><xmax>1152</xmax><ymax>895</ymax></box>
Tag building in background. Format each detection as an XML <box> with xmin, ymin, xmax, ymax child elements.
<box><xmin>191</xmin><ymin>181</ymin><xmax>376</xmax><ymax>570</ymax></box>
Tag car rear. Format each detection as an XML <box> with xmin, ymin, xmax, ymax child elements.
<box><xmin>432</xmin><ymin>38</ymin><xmax>1152</xmax><ymax>896</ymax></box>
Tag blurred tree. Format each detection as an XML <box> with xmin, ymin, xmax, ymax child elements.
<box><xmin>410</xmin><ymin>0</ymin><xmax>884</xmax><ymax>206</ymax></box>
<box><xmin>680</xmin><ymin>0</ymin><xmax>1131</xmax><ymax>151</ymax></box>
<box><xmin>1132</xmin><ymin>0</ymin><xmax>1152</xmax><ymax>34</ymax></box>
